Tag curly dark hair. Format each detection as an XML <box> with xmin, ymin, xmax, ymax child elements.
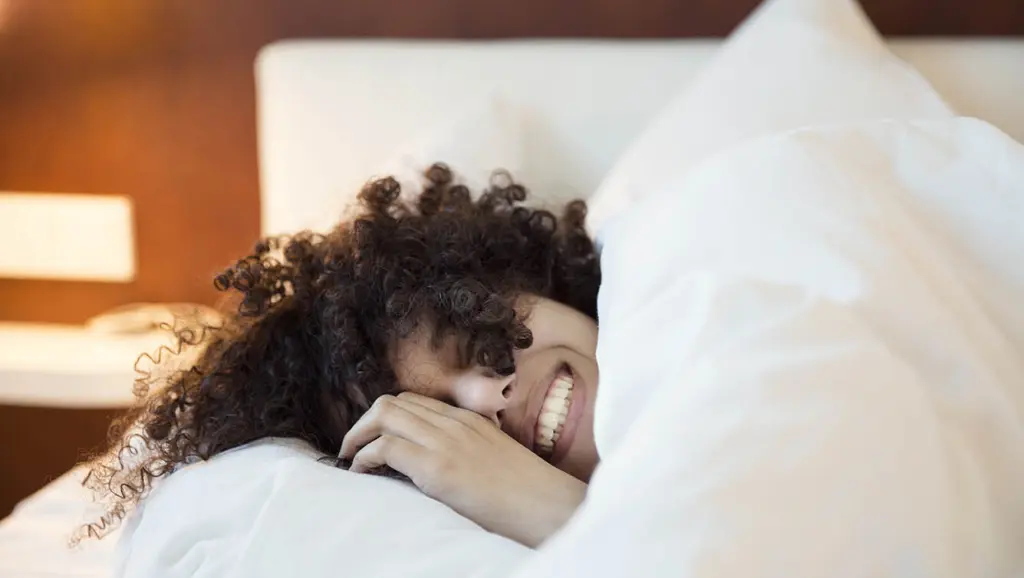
<box><xmin>76</xmin><ymin>163</ymin><xmax>600</xmax><ymax>542</ymax></box>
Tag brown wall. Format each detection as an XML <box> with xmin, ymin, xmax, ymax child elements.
<box><xmin>0</xmin><ymin>406</ymin><xmax>116</xmax><ymax>515</ymax></box>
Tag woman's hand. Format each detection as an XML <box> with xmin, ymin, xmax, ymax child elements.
<box><xmin>339</xmin><ymin>392</ymin><xmax>586</xmax><ymax>547</ymax></box>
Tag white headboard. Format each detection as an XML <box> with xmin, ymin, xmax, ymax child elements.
<box><xmin>256</xmin><ymin>39</ymin><xmax>1024</xmax><ymax>237</ymax></box>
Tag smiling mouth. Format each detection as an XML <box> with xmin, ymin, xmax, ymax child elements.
<box><xmin>534</xmin><ymin>365</ymin><xmax>574</xmax><ymax>457</ymax></box>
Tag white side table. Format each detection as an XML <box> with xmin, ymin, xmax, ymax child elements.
<box><xmin>0</xmin><ymin>323</ymin><xmax>176</xmax><ymax>408</ymax></box>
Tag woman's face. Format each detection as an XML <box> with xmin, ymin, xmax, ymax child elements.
<box><xmin>391</xmin><ymin>296</ymin><xmax>600</xmax><ymax>482</ymax></box>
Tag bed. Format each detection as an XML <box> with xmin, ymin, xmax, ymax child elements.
<box><xmin>3</xmin><ymin>2</ymin><xmax>1023</xmax><ymax>576</ymax></box>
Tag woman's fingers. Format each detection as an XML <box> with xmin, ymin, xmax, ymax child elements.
<box><xmin>397</xmin><ymin>391</ymin><xmax>494</xmax><ymax>429</ymax></box>
<box><xmin>396</xmin><ymin>391</ymin><xmax>456</xmax><ymax>414</ymax></box>
<box><xmin>340</xmin><ymin>391</ymin><xmax>499</xmax><ymax>467</ymax></box>
<box><xmin>349</xmin><ymin>434</ymin><xmax>422</xmax><ymax>474</ymax></box>
<box><xmin>339</xmin><ymin>395</ymin><xmax>440</xmax><ymax>459</ymax></box>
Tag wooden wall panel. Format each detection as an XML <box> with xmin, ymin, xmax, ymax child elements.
<box><xmin>0</xmin><ymin>405</ymin><xmax>116</xmax><ymax>516</ymax></box>
<box><xmin>1</xmin><ymin>0</ymin><xmax>1021</xmax><ymax>324</ymax></box>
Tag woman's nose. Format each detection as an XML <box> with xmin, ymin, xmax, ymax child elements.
<box><xmin>459</xmin><ymin>370</ymin><xmax>515</xmax><ymax>427</ymax></box>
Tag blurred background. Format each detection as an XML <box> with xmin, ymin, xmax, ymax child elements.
<box><xmin>0</xmin><ymin>0</ymin><xmax>1021</xmax><ymax>515</ymax></box>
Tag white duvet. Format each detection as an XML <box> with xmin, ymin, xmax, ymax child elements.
<box><xmin>117</xmin><ymin>117</ymin><xmax>1024</xmax><ymax>577</ymax></box>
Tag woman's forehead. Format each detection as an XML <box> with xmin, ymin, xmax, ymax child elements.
<box><xmin>390</xmin><ymin>321</ymin><xmax>460</xmax><ymax>369</ymax></box>
<box><xmin>388</xmin><ymin>324</ymin><xmax>460</xmax><ymax>396</ymax></box>
<box><xmin>389</xmin><ymin>302</ymin><xmax>534</xmax><ymax>371</ymax></box>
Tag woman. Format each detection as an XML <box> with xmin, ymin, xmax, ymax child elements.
<box><xmin>83</xmin><ymin>164</ymin><xmax>603</xmax><ymax>548</ymax></box>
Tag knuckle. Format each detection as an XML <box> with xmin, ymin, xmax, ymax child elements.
<box><xmin>371</xmin><ymin>394</ymin><xmax>397</xmax><ymax>417</ymax></box>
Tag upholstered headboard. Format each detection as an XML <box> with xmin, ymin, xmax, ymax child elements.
<box><xmin>256</xmin><ymin>39</ymin><xmax>1024</xmax><ymax>237</ymax></box>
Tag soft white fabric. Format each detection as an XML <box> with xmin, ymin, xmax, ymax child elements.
<box><xmin>512</xmin><ymin>116</ymin><xmax>1024</xmax><ymax>577</ymax></box>
<box><xmin>115</xmin><ymin>439</ymin><xmax>528</xmax><ymax>578</ymax></box>
<box><xmin>270</xmin><ymin>96</ymin><xmax>532</xmax><ymax>234</ymax></box>
<box><xmin>586</xmin><ymin>0</ymin><xmax>954</xmax><ymax>236</ymax></box>
<box><xmin>0</xmin><ymin>467</ymin><xmax>118</xmax><ymax>577</ymax></box>
<box><xmin>296</xmin><ymin>96</ymin><xmax>578</xmax><ymax>227</ymax></box>
<box><xmin>368</xmin><ymin>98</ymin><xmax>542</xmax><ymax>209</ymax></box>
<box><xmin>372</xmin><ymin>98</ymin><xmax>519</xmax><ymax>192</ymax></box>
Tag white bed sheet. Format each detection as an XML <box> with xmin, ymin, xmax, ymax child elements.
<box><xmin>0</xmin><ymin>467</ymin><xmax>118</xmax><ymax>577</ymax></box>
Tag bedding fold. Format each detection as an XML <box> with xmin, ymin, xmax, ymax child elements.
<box><xmin>515</xmin><ymin>116</ymin><xmax>1024</xmax><ymax>577</ymax></box>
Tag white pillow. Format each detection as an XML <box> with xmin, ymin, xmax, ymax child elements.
<box><xmin>297</xmin><ymin>97</ymin><xmax>531</xmax><ymax>229</ymax></box>
<box><xmin>116</xmin><ymin>439</ymin><xmax>528</xmax><ymax>577</ymax></box>
<box><xmin>371</xmin><ymin>97</ymin><xmax>528</xmax><ymax>202</ymax></box>
<box><xmin>585</xmin><ymin>0</ymin><xmax>955</xmax><ymax>237</ymax></box>
<box><xmin>370</xmin><ymin>97</ymin><xmax>585</xmax><ymax>214</ymax></box>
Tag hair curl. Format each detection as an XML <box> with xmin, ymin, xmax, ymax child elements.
<box><xmin>76</xmin><ymin>163</ymin><xmax>600</xmax><ymax>543</ymax></box>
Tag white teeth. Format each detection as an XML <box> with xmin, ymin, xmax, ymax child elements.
<box><xmin>543</xmin><ymin>395</ymin><xmax>568</xmax><ymax>412</ymax></box>
<box><xmin>539</xmin><ymin>413</ymin><xmax>561</xmax><ymax>428</ymax></box>
<box><xmin>536</xmin><ymin>371</ymin><xmax>574</xmax><ymax>454</ymax></box>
